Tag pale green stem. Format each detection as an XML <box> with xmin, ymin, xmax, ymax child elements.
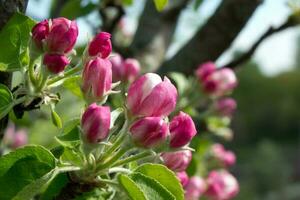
<box><xmin>47</xmin><ymin>62</ymin><xmax>82</xmax><ymax>86</ymax></box>
<box><xmin>112</xmin><ymin>151</ymin><xmax>153</xmax><ymax>167</ymax></box>
<box><xmin>28</xmin><ymin>59</ymin><xmax>37</xmax><ymax>85</ymax></box>
<box><xmin>108</xmin><ymin>167</ymin><xmax>132</xmax><ymax>174</ymax></box>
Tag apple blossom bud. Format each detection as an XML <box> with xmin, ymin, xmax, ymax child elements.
<box><xmin>161</xmin><ymin>150</ymin><xmax>192</xmax><ymax>172</ymax></box>
<box><xmin>211</xmin><ymin>144</ymin><xmax>236</xmax><ymax>167</ymax></box>
<box><xmin>129</xmin><ymin>117</ymin><xmax>168</xmax><ymax>148</ymax></box>
<box><xmin>46</xmin><ymin>17</ymin><xmax>78</xmax><ymax>53</ymax></box>
<box><xmin>203</xmin><ymin>68</ymin><xmax>237</xmax><ymax>97</ymax></box>
<box><xmin>3</xmin><ymin>123</ymin><xmax>27</xmax><ymax>149</ymax></box>
<box><xmin>82</xmin><ymin>57</ymin><xmax>112</xmax><ymax>102</ymax></box>
<box><xmin>12</xmin><ymin>130</ymin><xmax>28</xmax><ymax>149</ymax></box>
<box><xmin>215</xmin><ymin>98</ymin><xmax>237</xmax><ymax>117</ymax></box>
<box><xmin>127</xmin><ymin>73</ymin><xmax>177</xmax><ymax>117</ymax></box>
<box><xmin>123</xmin><ymin>58</ymin><xmax>140</xmax><ymax>82</ymax></box>
<box><xmin>169</xmin><ymin>112</ymin><xmax>197</xmax><ymax>148</ymax></box>
<box><xmin>31</xmin><ymin>19</ymin><xmax>49</xmax><ymax>50</ymax></box>
<box><xmin>195</xmin><ymin>61</ymin><xmax>216</xmax><ymax>81</ymax></box>
<box><xmin>110</xmin><ymin>53</ymin><xmax>124</xmax><ymax>82</ymax></box>
<box><xmin>88</xmin><ymin>32</ymin><xmax>112</xmax><ymax>58</ymax></box>
<box><xmin>205</xmin><ymin>170</ymin><xmax>239</xmax><ymax>200</ymax></box>
<box><xmin>43</xmin><ymin>53</ymin><xmax>70</xmax><ymax>74</ymax></box>
<box><xmin>176</xmin><ymin>171</ymin><xmax>189</xmax><ymax>187</ymax></box>
<box><xmin>81</xmin><ymin>103</ymin><xmax>111</xmax><ymax>143</ymax></box>
<box><xmin>185</xmin><ymin>176</ymin><xmax>206</xmax><ymax>200</ymax></box>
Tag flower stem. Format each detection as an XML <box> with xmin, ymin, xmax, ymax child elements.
<box><xmin>112</xmin><ymin>151</ymin><xmax>153</xmax><ymax>167</ymax></box>
<box><xmin>97</xmin><ymin>147</ymin><xmax>128</xmax><ymax>171</ymax></box>
<box><xmin>47</xmin><ymin>62</ymin><xmax>82</xmax><ymax>86</ymax></box>
<box><xmin>28</xmin><ymin>59</ymin><xmax>37</xmax><ymax>85</ymax></box>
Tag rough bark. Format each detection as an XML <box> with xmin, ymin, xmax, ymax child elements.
<box><xmin>158</xmin><ymin>0</ymin><xmax>262</xmax><ymax>75</ymax></box>
<box><xmin>0</xmin><ymin>0</ymin><xmax>28</xmax><ymax>138</ymax></box>
<box><xmin>127</xmin><ymin>0</ymin><xmax>189</xmax><ymax>72</ymax></box>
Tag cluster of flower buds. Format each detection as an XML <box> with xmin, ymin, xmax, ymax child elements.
<box><xmin>127</xmin><ymin>73</ymin><xmax>197</xmax><ymax>149</ymax></box>
<box><xmin>31</xmin><ymin>18</ymin><xmax>78</xmax><ymax>73</ymax></box>
<box><xmin>210</xmin><ymin>143</ymin><xmax>236</xmax><ymax>167</ymax></box>
<box><xmin>81</xmin><ymin>32</ymin><xmax>114</xmax><ymax>103</ymax></box>
<box><xmin>3</xmin><ymin>123</ymin><xmax>28</xmax><ymax>149</ymax></box>
<box><xmin>196</xmin><ymin>62</ymin><xmax>237</xmax><ymax>97</ymax></box>
<box><xmin>110</xmin><ymin>53</ymin><xmax>140</xmax><ymax>83</ymax></box>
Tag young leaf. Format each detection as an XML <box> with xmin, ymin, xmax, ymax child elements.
<box><xmin>51</xmin><ymin>108</ymin><xmax>63</xmax><ymax>128</ymax></box>
<box><xmin>110</xmin><ymin>108</ymin><xmax>124</xmax><ymax>129</ymax></box>
<box><xmin>63</xmin><ymin>75</ymin><xmax>83</xmax><ymax>98</ymax></box>
<box><xmin>0</xmin><ymin>13</ymin><xmax>36</xmax><ymax>72</ymax></box>
<box><xmin>0</xmin><ymin>84</ymin><xmax>13</xmax><ymax>119</ymax></box>
<box><xmin>130</xmin><ymin>172</ymin><xmax>176</xmax><ymax>200</ymax></box>
<box><xmin>55</xmin><ymin>118</ymin><xmax>80</xmax><ymax>148</ymax></box>
<box><xmin>40</xmin><ymin>173</ymin><xmax>69</xmax><ymax>200</ymax></box>
<box><xmin>118</xmin><ymin>174</ymin><xmax>147</xmax><ymax>200</ymax></box>
<box><xmin>153</xmin><ymin>0</ymin><xmax>168</xmax><ymax>11</ymax></box>
<box><xmin>135</xmin><ymin>164</ymin><xmax>184</xmax><ymax>200</ymax></box>
<box><xmin>60</xmin><ymin>0</ymin><xmax>96</xmax><ymax>19</ymax></box>
<box><xmin>0</xmin><ymin>145</ymin><xmax>56</xmax><ymax>200</ymax></box>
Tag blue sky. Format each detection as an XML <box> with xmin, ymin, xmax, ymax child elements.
<box><xmin>27</xmin><ymin>0</ymin><xmax>300</xmax><ymax>76</ymax></box>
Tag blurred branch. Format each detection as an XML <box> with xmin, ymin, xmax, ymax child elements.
<box><xmin>158</xmin><ymin>0</ymin><xmax>262</xmax><ymax>75</ymax></box>
<box><xmin>0</xmin><ymin>0</ymin><xmax>28</xmax><ymax>139</ymax></box>
<box><xmin>125</xmin><ymin>0</ymin><xmax>189</xmax><ymax>72</ymax></box>
<box><xmin>99</xmin><ymin>2</ymin><xmax>125</xmax><ymax>33</ymax></box>
<box><xmin>222</xmin><ymin>15</ymin><xmax>299</xmax><ymax>69</ymax></box>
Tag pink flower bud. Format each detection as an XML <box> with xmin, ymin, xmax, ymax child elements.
<box><xmin>12</xmin><ymin>130</ymin><xmax>28</xmax><ymax>149</ymax></box>
<box><xmin>46</xmin><ymin>17</ymin><xmax>78</xmax><ymax>53</ymax></box>
<box><xmin>211</xmin><ymin>144</ymin><xmax>236</xmax><ymax>167</ymax></box>
<box><xmin>88</xmin><ymin>32</ymin><xmax>112</xmax><ymax>58</ymax></box>
<box><xmin>110</xmin><ymin>53</ymin><xmax>124</xmax><ymax>82</ymax></box>
<box><xmin>129</xmin><ymin>117</ymin><xmax>168</xmax><ymax>148</ymax></box>
<box><xmin>185</xmin><ymin>176</ymin><xmax>206</xmax><ymax>200</ymax></box>
<box><xmin>31</xmin><ymin>19</ymin><xmax>49</xmax><ymax>50</ymax></box>
<box><xmin>82</xmin><ymin>57</ymin><xmax>112</xmax><ymax>102</ymax></box>
<box><xmin>81</xmin><ymin>103</ymin><xmax>111</xmax><ymax>143</ymax></box>
<box><xmin>123</xmin><ymin>58</ymin><xmax>140</xmax><ymax>82</ymax></box>
<box><xmin>127</xmin><ymin>73</ymin><xmax>177</xmax><ymax>117</ymax></box>
<box><xmin>205</xmin><ymin>170</ymin><xmax>239</xmax><ymax>200</ymax></box>
<box><xmin>169</xmin><ymin>112</ymin><xmax>197</xmax><ymax>148</ymax></box>
<box><xmin>176</xmin><ymin>171</ymin><xmax>189</xmax><ymax>187</ymax></box>
<box><xmin>161</xmin><ymin>150</ymin><xmax>192</xmax><ymax>172</ymax></box>
<box><xmin>195</xmin><ymin>61</ymin><xmax>216</xmax><ymax>81</ymax></box>
<box><xmin>215</xmin><ymin>98</ymin><xmax>237</xmax><ymax>117</ymax></box>
<box><xmin>43</xmin><ymin>53</ymin><xmax>70</xmax><ymax>74</ymax></box>
<box><xmin>203</xmin><ymin>68</ymin><xmax>237</xmax><ymax>97</ymax></box>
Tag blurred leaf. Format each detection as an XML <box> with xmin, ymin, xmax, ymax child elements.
<box><xmin>135</xmin><ymin>164</ymin><xmax>184</xmax><ymax>200</ymax></box>
<box><xmin>169</xmin><ymin>72</ymin><xmax>189</xmax><ymax>95</ymax></box>
<box><xmin>194</xmin><ymin>0</ymin><xmax>204</xmax><ymax>10</ymax></box>
<box><xmin>153</xmin><ymin>0</ymin><xmax>168</xmax><ymax>11</ymax></box>
<box><xmin>110</xmin><ymin>108</ymin><xmax>124</xmax><ymax>129</ymax></box>
<box><xmin>122</xmin><ymin>0</ymin><xmax>134</xmax><ymax>6</ymax></box>
<box><xmin>0</xmin><ymin>13</ymin><xmax>36</xmax><ymax>72</ymax></box>
<box><xmin>60</xmin><ymin>0</ymin><xmax>97</xmax><ymax>19</ymax></box>
<box><xmin>55</xmin><ymin>118</ymin><xmax>80</xmax><ymax>148</ymax></box>
<box><xmin>63</xmin><ymin>75</ymin><xmax>83</xmax><ymax>99</ymax></box>
<box><xmin>118</xmin><ymin>174</ymin><xmax>147</xmax><ymax>200</ymax></box>
<box><xmin>40</xmin><ymin>173</ymin><xmax>69</xmax><ymax>200</ymax></box>
<box><xmin>0</xmin><ymin>145</ymin><xmax>56</xmax><ymax>200</ymax></box>
<box><xmin>0</xmin><ymin>84</ymin><xmax>13</xmax><ymax>119</ymax></box>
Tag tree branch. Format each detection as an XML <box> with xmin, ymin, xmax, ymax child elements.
<box><xmin>222</xmin><ymin>15</ymin><xmax>299</xmax><ymax>68</ymax></box>
<box><xmin>158</xmin><ymin>0</ymin><xmax>262</xmax><ymax>75</ymax></box>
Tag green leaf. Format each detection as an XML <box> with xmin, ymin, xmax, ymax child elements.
<box><xmin>63</xmin><ymin>75</ymin><xmax>83</xmax><ymax>98</ymax></box>
<box><xmin>0</xmin><ymin>145</ymin><xmax>56</xmax><ymax>200</ymax></box>
<box><xmin>118</xmin><ymin>174</ymin><xmax>147</xmax><ymax>200</ymax></box>
<box><xmin>130</xmin><ymin>172</ymin><xmax>175</xmax><ymax>200</ymax></box>
<box><xmin>110</xmin><ymin>108</ymin><xmax>123</xmax><ymax>129</ymax></box>
<box><xmin>169</xmin><ymin>72</ymin><xmax>189</xmax><ymax>95</ymax></box>
<box><xmin>0</xmin><ymin>84</ymin><xmax>13</xmax><ymax>119</ymax></box>
<box><xmin>40</xmin><ymin>173</ymin><xmax>69</xmax><ymax>200</ymax></box>
<box><xmin>51</xmin><ymin>108</ymin><xmax>63</xmax><ymax>128</ymax></box>
<box><xmin>55</xmin><ymin>118</ymin><xmax>80</xmax><ymax>148</ymax></box>
<box><xmin>60</xmin><ymin>147</ymin><xmax>83</xmax><ymax>166</ymax></box>
<box><xmin>153</xmin><ymin>0</ymin><xmax>168</xmax><ymax>11</ymax></box>
<box><xmin>0</xmin><ymin>13</ymin><xmax>36</xmax><ymax>72</ymax></box>
<box><xmin>122</xmin><ymin>0</ymin><xmax>134</xmax><ymax>5</ymax></box>
<box><xmin>60</xmin><ymin>0</ymin><xmax>97</xmax><ymax>19</ymax></box>
<box><xmin>135</xmin><ymin>164</ymin><xmax>184</xmax><ymax>200</ymax></box>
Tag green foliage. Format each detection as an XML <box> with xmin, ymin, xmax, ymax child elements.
<box><xmin>51</xmin><ymin>108</ymin><xmax>63</xmax><ymax>128</ymax></box>
<box><xmin>0</xmin><ymin>84</ymin><xmax>13</xmax><ymax>119</ymax></box>
<box><xmin>63</xmin><ymin>75</ymin><xmax>83</xmax><ymax>99</ymax></box>
<box><xmin>153</xmin><ymin>0</ymin><xmax>168</xmax><ymax>11</ymax></box>
<box><xmin>0</xmin><ymin>145</ymin><xmax>56</xmax><ymax>200</ymax></box>
<box><xmin>0</xmin><ymin>13</ymin><xmax>35</xmax><ymax>72</ymax></box>
<box><xmin>40</xmin><ymin>173</ymin><xmax>69</xmax><ymax>200</ymax></box>
<box><xmin>55</xmin><ymin>118</ymin><xmax>80</xmax><ymax>148</ymax></box>
<box><xmin>118</xmin><ymin>164</ymin><xmax>183</xmax><ymax>200</ymax></box>
<box><xmin>60</xmin><ymin>0</ymin><xmax>97</xmax><ymax>19</ymax></box>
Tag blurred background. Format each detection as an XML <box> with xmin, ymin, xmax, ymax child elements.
<box><xmin>13</xmin><ymin>0</ymin><xmax>300</xmax><ymax>199</ymax></box>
